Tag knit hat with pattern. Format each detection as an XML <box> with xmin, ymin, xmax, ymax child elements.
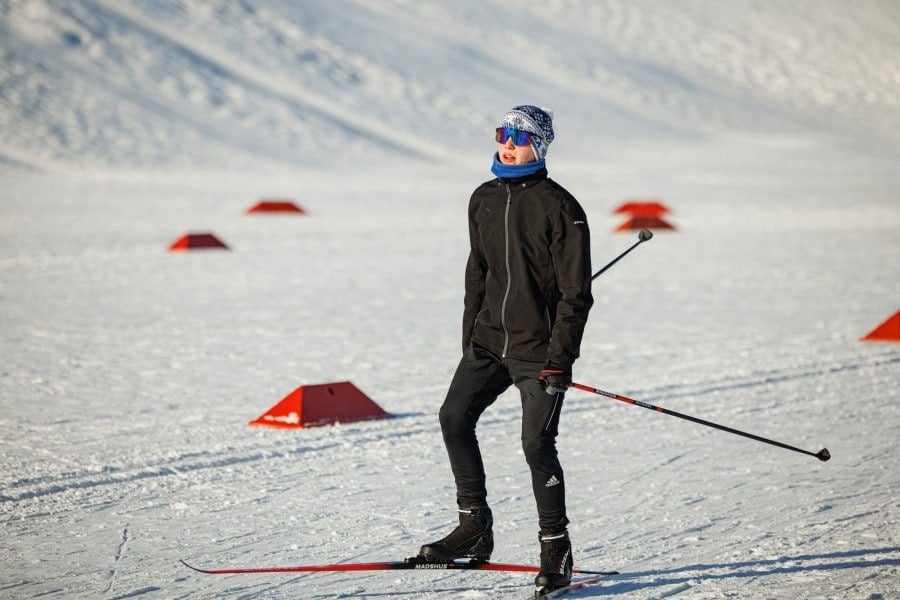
<box><xmin>499</xmin><ymin>105</ymin><xmax>555</xmax><ymax>161</ymax></box>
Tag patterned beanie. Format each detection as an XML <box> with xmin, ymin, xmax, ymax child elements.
<box><xmin>500</xmin><ymin>105</ymin><xmax>555</xmax><ymax>161</ymax></box>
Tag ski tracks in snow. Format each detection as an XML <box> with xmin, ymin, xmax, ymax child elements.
<box><xmin>3</xmin><ymin>348</ymin><xmax>895</xmax><ymax>512</ymax></box>
<box><xmin>564</xmin><ymin>347</ymin><xmax>899</xmax><ymax>430</ymax></box>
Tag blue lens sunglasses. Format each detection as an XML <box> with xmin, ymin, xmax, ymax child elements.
<box><xmin>495</xmin><ymin>127</ymin><xmax>536</xmax><ymax>146</ymax></box>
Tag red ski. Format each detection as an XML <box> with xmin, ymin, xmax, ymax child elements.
<box><xmin>181</xmin><ymin>557</ymin><xmax>617</xmax><ymax>576</ymax></box>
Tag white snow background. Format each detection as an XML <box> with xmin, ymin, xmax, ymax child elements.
<box><xmin>1</xmin><ymin>1</ymin><xmax>899</xmax><ymax>598</ymax></box>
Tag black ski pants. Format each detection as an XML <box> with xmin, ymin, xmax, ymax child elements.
<box><xmin>439</xmin><ymin>343</ymin><xmax>569</xmax><ymax>533</ymax></box>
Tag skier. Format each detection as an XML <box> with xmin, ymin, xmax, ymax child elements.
<box><xmin>417</xmin><ymin>105</ymin><xmax>594</xmax><ymax>596</ymax></box>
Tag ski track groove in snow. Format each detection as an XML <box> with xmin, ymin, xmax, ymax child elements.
<box><xmin>102</xmin><ymin>522</ymin><xmax>129</xmax><ymax>596</ymax></box>
<box><xmin>5</xmin><ymin>347</ymin><xmax>893</xmax><ymax>507</ymax></box>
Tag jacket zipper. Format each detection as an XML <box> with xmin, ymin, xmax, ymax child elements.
<box><xmin>500</xmin><ymin>184</ymin><xmax>512</xmax><ymax>358</ymax></box>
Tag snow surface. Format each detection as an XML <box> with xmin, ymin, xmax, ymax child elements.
<box><xmin>1</xmin><ymin>1</ymin><xmax>899</xmax><ymax>598</ymax></box>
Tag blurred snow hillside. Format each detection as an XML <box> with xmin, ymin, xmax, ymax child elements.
<box><xmin>2</xmin><ymin>0</ymin><xmax>899</xmax><ymax>171</ymax></box>
<box><xmin>1</xmin><ymin>1</ymin><xmax>899</xmax><ymax>599</ymax></box>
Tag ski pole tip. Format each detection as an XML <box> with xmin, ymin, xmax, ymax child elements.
<box><xmin>638</xmin><ymin>228</ymin><xmax>653</xmax><ymax>241</ymax></box>
<box><xmin>816</xmin><ymin>448</ymin><xmax>831</xmax><ymax>462</ymax></box>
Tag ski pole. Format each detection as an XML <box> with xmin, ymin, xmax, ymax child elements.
<box><xmin>592</xmin><ymin>228</ymin><xmax>653</xmax><ymax>280</ymax></box>
<box><xmin>570</xmin><ymin>382</ymin><xmax>831</xmax><ymax>462</ymax></box>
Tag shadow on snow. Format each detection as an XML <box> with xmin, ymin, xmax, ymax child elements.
<box><xmin>584</xmin><ymin>547</ymin><xmax>899</xmax><ymax>596</ymax></box>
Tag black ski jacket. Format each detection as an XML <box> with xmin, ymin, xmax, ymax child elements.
<box><xmin>463</xmin><ymin>168</ymin><xmax>593</xmax><ymax>372</ymax></box>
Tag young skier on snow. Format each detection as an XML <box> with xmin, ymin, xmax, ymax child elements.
<box><xmin>416</xmin><ymin>105</ymin><xmax>594</xmax><ymax>596</ymax></box>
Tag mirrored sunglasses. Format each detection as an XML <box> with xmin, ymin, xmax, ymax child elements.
<box><xmin>495</xmin><ymin>127</ymin><xmax>536</xmax><ymax>146</ymax></box>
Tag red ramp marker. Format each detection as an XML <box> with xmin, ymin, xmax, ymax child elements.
<box><xmin>613</xmin><ymin>200</ymin><xmax>671</xmax><ymax>217</ymax></box>
<box><xmin>249</xmin><ymin>381</ymin><xmax>390</xmax><ymax>428</ymax></box>
<box><xmin>860</xmin><ymin>310</ymin><xmax>900</xmax><ymax>343</ymax></box>
<box><xmin>168</xmin><ymin>232</ymin><xmax>229</xmax><ymax>251</ymax></box>
<box><xmin>246</xmin><ymin>200</ymin><xmax>306</xmax><ymax>215</ymax></box>
<box><xmin>615</xmin><ymin>215</ymin><xmax>676</xmax><ymax>232</ymax></box>
<box><xmin>613</xmin><ymin>199</ymin><xmax>675</xmax><ymax>232</ymax></box>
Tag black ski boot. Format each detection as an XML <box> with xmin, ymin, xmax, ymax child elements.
<box><xmin>534</xmin><ymin>530</ymin><xmax>573</xmax><ymax>597</ymax></box>
<box><xmin>418</xmin><ymin>506</ymin><xmax>493</xmax><ymax>562</ymax></box>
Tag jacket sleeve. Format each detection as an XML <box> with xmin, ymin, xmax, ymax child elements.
<box><xmin>546</xmin><ymin>199</ymin><xmax>594</xmax><ymax>371</ymax></box>
<box><xmin>462</xmin><ymin>196</ymin><xmax>486</xmax><ymax>352</ymax></box>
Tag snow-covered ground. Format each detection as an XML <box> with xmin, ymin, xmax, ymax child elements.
<box><xmin>1</xmin><ymin>1</ymin><xmax>898</xmax><ymax>598</ymax></box>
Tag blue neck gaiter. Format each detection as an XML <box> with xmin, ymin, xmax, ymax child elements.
<box><xmin>491</xmin><ymin>153</ymin><xmax>546</xmax><ymax>180</ymax></box>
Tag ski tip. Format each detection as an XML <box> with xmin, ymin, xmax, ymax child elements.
<box><xmin>180</xmin><ymin>559</ymin><xmax>208</xmax><ymax>573</ymax></box>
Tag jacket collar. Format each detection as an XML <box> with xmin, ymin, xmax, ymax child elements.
<box><xmin>495</xmin><ymin>167</ymin><xmax>548</xmax><ymax>187</ymax></box>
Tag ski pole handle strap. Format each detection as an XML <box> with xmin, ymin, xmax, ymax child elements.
<box><xmin>539</xmin><ymin>367</ymin><xmax>570</xmax><ymax>396</ymax></box>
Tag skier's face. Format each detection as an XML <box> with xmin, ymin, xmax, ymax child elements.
<box><xmin>498</xmin><ymin>134</ymin><xmax>536</xmax><ymax>165</ymax></box>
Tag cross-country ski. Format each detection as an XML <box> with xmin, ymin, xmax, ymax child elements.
<box><xmin>180</xmin><ymin>557</ymin><xmax>617</xmax><ymax>577</ymax></box>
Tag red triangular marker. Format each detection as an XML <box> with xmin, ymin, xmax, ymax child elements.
<box><xmin>614</xmin><ymin>215</ymin><xmax>676</xmax><ymax>232</ymax></box>
<box><xmin>245</xmin><ymin>200</ymin><xmax>306</xmax><ymax>214</ymax></box>
<box><xmin>860</xmin><ymin>311</ymin><xmax>900</xmax><ymax>342</ymax></box>
<box><xmin>168</xmin><ymin>233</ymin><xmax>229</xmax><ymax>251</ymax></box>
<box><xmin>249</xmin><ymin>382</ymin><xmax>390</xmax><ymax>428</ymax></box>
